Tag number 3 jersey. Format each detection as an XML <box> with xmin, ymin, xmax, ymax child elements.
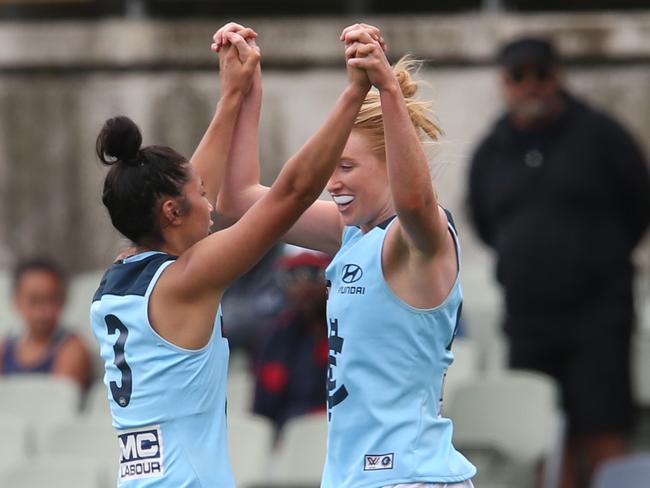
<box><xmin>322</xmin><ymin>216</ymin><xmax>476</xmax><ymax>488</ymax></box>
<box><xmin>90</xmin><ymin>252</ymin><xmax>234</xmax><ymax>487</ymax></box>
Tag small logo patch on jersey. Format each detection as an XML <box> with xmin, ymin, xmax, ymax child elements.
<box><xmin>118</xmin><ymin>425</ymin><xmax>164</xmax><ymax>481</ymax></box>
<box><xmin>342</xmin><ymin>264</ymin><xmax>363</xmax><ymax>283</ymax></box>
<box><xmin>364</xmin><ymin>452</ymin><xmax>394</xmax><ymax>471</ymax></box>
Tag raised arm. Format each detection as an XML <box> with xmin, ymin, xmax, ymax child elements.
<box><xmin>171</xmin><ymin>27</ymin><xmax>383</xmax><ymax>293</ymax></box>
<box><xmin>214</xmin><ymin>24</ymin><xmax>384</xmax><ymax>255</ymax></box>
<box><xmin>190</xmin><ymin>27</ymin><xmax>259</xmax><ymax>207</ymax></box>
<box><xmin>213</xmin><ymin>25</ymin><xmax>264</xmax><ymax>222</ymax></box>
<box><xmin>346</xmin><ymin>30</ymin><xmax>449</xmax><ymax>257</ymax></box>
<box><xmin>182</xmin><ymin>77</ymin><xmax>370</xmax><ymax>293</ymax></box>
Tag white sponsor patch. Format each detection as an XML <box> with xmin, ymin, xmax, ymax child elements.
<box><xmin>364</xmin><ymin>452</ymin><xmax>394</xmax><ymax>471</ymax></box>
<box><xmin>118</xmin><ymin>425</ymin><xmax>164</xmax><ymax>481</ymax></box>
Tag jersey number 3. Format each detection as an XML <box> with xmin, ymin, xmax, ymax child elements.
<box><xmin>105</xmin><ymin>315</ymin><xmax>133</xmax><ymax>408</ymax></box>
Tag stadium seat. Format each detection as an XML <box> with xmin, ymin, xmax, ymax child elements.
<box><xmin>0</xmin><ymin>413</ymin><xmax>32</xmax><ymax>475</ymax></box>
<box><xmin>460</xmin><ymin>263</ymin><xmax>506</xmax><ymax>372</ymax></box>
<box><xmin>40</xmin><ymin>416</ymin><xmax>118</xmax><ymax>487</ymax></box>
<box><xmin>41</xmin><ymin>416</ymin><xmax>118</xmax><ymax>461</ymax></box>
<box><xmin>227</xmin><ymin>369</ymin><xmax>255</xmax><ymax>415</ymax></box>
<box><xmin>0</xmin><ymin>270</ymin><xmax>21</xmax><ymax>337</ymax></box>
<box><xmin>447</xmin><ymin>370</ymin><xmax>563</xmax><ymax>488</ymax></box>
<box><xmin>267</xmin><ymin>413</ymin><xmax>327</xmax><ymax>487</ymax></box>
<box><xmin>1</xmin><ymin>458</ymin><xmax>104</xmax><ymax>488</ymax></box>
<box><xmin>591</xmin><ymin>452</ymin><xmax>650</xmax><ymax>488</ymax></box>
<box><xmin>228</xmin><ymin>413</ymin><xmax>274</xmax><ymax>488</ymax></box>
<box><xmin>84</xmin><ymin>381</ymin><xmax>112</xmax><ymax>419</ymax></box>
<box><xmin>442</xmin><ymin>337</ymin><xmax>479</xmax><ymax>411</ymax></box>
<box><xmin>0</xmin><ymin>375</ymin><xmax>82</xmax><ymax>421</ymax></box>
<box><xmin>0</xmin><ymin>375</ymin><xmax>83</xmax><ymax>453</ymax></box>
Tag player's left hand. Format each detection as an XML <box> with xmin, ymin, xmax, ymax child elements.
<box><xmin>218</xmin><ymin>32</ymin><xmax>260</xmax><ymax>97</ymax></box>
<box><xmin>211</xmin><ymin>22</ymin><xmax>258</xmax><ymax>52</ymax></box>
<box><xmin>343</xmin><ymin>27</ymin><xmax>394</xmax><ymax>92</ymax></box>
<box><xmin>340</xmin><ymin>23</ymin><xmax>387</xmax><ymax>53</ymax></box>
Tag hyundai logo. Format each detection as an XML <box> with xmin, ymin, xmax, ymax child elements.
<box><xmin>342</xmin><ymin>264</ymin><xmax>363</xmax><ymax>283</ymax></box>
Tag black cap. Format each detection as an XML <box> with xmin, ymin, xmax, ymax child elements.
<box><xmin>497</xmin><ymin>37</ymin><xmax>558</xmax><ymax>69</ymax></box>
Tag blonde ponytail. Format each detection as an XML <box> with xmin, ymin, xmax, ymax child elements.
<box><xmin>354</xmin><ymin>56</ymin><xmax>441</xmax><ymax>156</ymax></box>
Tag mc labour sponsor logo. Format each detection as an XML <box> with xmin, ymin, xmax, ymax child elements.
<box><xmin>118</xmin><ymin>425</ymin><xmax>164</xmax><ymax>481</ymax></box>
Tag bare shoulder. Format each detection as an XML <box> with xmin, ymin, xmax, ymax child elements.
<box><xmin>383</xmin><ymin>214</ymin><xmax>458</xmax><ymax>309</ymax></box>
<box><xmin>385</xmin><ymin>206</ymin><xmax>452</xmax><ymax>260</ymax></box>
<box><xmin>57</xmin><ymin>334</ymin><xmax>91</xmax><ymax>360</ymax></box>
<box><xmin>147</xmin><ymin>257</ymin><xmax>223</xmax><ymax>350</ymax></box>
<box><xmin>54</xmin><ymin>333</ymin><xmax>92</xmax><ymax>388</ymax></box>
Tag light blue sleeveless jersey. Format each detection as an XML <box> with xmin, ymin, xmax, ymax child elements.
<box><xmin>90</xmin><ymin>252</ymin><xmax>234</xmax><ymax>487</ymax></box>
<box><xmin>323</xmin><ymin>216</ymin><xmax>476</xmax><ymax>488</ymax></box>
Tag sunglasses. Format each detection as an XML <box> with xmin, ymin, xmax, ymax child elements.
<box><xmin>508</xmin><ymin>65</ymin><xmax>552</xmax><ymax>83</ymax></box>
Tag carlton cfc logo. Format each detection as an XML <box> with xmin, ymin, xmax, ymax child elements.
<box><xmin>342</xmin><ymin>264</ymin><xmax>363</xmax><ymax>283</ymax></box>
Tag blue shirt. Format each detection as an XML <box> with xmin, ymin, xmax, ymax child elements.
<box><xmin>91</xmin><ymin>252</ymin><xmax>234</xmax><ymax>487</ymax></box>
<box><xmin>1</xmin><ymin>328</ymin><xmax>71</xmax><ymax>375</ymax></box>
<box><xmin>323</xmin><ymin>216</ymin><xmax>476</xmax><ymax>488</ymax></box>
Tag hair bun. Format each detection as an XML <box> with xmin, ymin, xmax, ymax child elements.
<box><xmin>96</xmin><ymin>116</ymin><xmax>143</xmax><ymax>166</ymax></box>
<box><xmin>395</xmin><ymin>70</ymin><xmax>417</xmax><ymax>98</ymax></box>
<box><xmin>393</xmin><ymin>57</ymin><xmax>420</xmax><ymax>99</ymax></box>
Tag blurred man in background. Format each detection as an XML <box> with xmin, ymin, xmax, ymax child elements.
<box><xmin>468</xmin><ymin>37</ymin><xmax>650</xmax><ymax>487</ymax></box>
<box><xmin>0</xmin><ymin>258</ymin><xmax>92</xmax><ymax>389</ymax></box>
<box><xmin>253</xmin><ymin>251</ymin><xmax>330</xmax><ymax>440</ymax></box>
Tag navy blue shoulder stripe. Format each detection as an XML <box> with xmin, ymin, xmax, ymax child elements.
<box><xmin>377</xmin><ymin>215</ymin><xmax>397</xmax><ymax>230</ymax></box>
<box><xmin>443</xmin><ymin>207</ymin><xmax>461</xmax><ymax>270</ymax></box>
<box><xmin>92</xmin><ymin>254</ymin><xmax>177</xmax><ymax>302</ymax></box>
<box><xmin>443</xmin><ymin>207</ymin><xmax>457</xmax><ymax>232</ymax></box>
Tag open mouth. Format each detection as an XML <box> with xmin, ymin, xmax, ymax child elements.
<box><xmin>332</xmin><ymin>195</ymin><xmax>354</xmax><ymax>210</ymax></box>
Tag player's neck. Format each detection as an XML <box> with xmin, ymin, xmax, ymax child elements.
<box><xmin>134</xmin><ymin>239</ymin><xmax>183</xmax><ymax>258</ymax></box>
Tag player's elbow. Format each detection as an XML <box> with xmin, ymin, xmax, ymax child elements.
<box><xmin>395</xmin><ymin>190</ymin><xmax>435</xmax><ymax>216</ymax></box>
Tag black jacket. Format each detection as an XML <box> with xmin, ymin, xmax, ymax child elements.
<box><xmin>468</xmin><ymin>93</ymin><xmax>650</xmax><ymax>332</ymax></box>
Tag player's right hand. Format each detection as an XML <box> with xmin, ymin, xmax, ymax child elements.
<box><xmin>344</xmin><ymin>27</ymin><xmax>394</xmax><ymax>92</ymax></box>
<box><xmin>211</xmin><ymin>22</ymin><xmax>258</xmax><ymax>52</ymax></box>
<box><xmin>340</xmin><ymin>23</ymin><xmax>386</xmax><ymax>92</ymax></box>
<box><xmin>218</xmin><ymin>32</ymin><xmax>260</xmax><ymax>98</ymax></box>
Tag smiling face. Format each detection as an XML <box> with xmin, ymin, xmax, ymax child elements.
<box><xmin>326</xmin><ymin>130</ymin><xmax>394</xmax><ymax>232</ymax></box>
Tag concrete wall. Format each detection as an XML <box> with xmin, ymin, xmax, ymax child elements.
<box><xmin>0</xmin><ymin>12</ymin><xmax>649</xmax><ymax>280</ymax></box>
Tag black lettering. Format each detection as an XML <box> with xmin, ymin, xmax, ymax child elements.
<box><xmin>337</xmin><ymin>286</ymin><xmax>365</xmax><ymax>295</ymax></box>
<box><xmin>328</xmin><ymin>385</ymin><xmax>349</xmax><ymax>411</ymax></box>
<box><xmin>105</xmin><ymin>315</ymin><xmax>133</xmax><ymax>407</ymax></box>
<box><xmin>327</xmin><ymin>317</ymin><xmax>348</xmax><ymax>418</ymax></box>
